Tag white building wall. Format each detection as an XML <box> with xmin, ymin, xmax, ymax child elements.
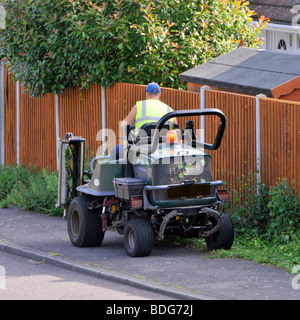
<box><xmin>258</xmin><ymin>23</ymin><xmax>300</xmax><ymax>55</ymax></box>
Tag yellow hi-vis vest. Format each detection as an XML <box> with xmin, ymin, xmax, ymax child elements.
<box><xmin>134</xmin><ymin>99</ymin><xmax>174</xmax><ymax>130</ymax></box>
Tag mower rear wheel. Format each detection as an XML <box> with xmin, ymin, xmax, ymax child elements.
<box><xmin>124</xmin><ymin>219</ymin><xmax>154</xmax><ymax>257</ymax></box>
<box><xmin>67</xmin><ymin>196</ymin><xmax>105</xmax><ymax>247</ymax></box>
<box><xmin>205</xmin><ymin>214</ymin><xmax>234</xmax><ymax>250</ymax></box>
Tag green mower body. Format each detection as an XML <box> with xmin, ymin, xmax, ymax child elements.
<box><xmin>56</xmin><ymin>108</ymin><xmax>234</xmax><ymax>257</ymax></box>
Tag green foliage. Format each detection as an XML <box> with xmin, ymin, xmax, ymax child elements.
<box><xmin>9</xmin><ymin>169</ymin><xmax>61</xmax><ymax>215</ymax></box>
<box><xmin>267</xmin><ymin>178</ymin><xmax>300</xmax><ymax>241</ymax></box>
<box><xmin>225</xmin><ymin>172</ymin><xmax>300</xmax><ymax>244</ymax></box>
<box><xmin>207</xmin><ymin>171</ymin><xmax>299</xmax><ymax>271</ymax></box>
<box><xmin>0</xmin><ymin>164</ymin><xmax>62</xmax><ymax>215</ymax></box>
<box><xmin>210</xmin><ymin>234</ymin><xmax>300</xmax><ymax>272</ymax></box>
<box><xmin>225</xmin><ymin>170</ymin><xmax>271</xmax><ymax>237</ymax></box>
<box><xmin>0</xmin><ymin>163</ymin><xmax>34</xmax><ymax>199</ymax></box>
<box><xmin>0</xmin><ymin>0</ymin><xmax>268</xmax><ymax>96</ymax></box>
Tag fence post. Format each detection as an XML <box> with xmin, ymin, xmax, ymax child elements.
<box><xmin>255</xmin><ymin>94</ymin><xmax>266</xmax><ymax>195</ymax></box>
<box><xmin>55</xmin><ymin>93</ymin><xmax>60</xmax><ymax>170</ymax></box>
<box><xmin>200</xmin><ymin>85</ymin><xmax>211</xmax><ymax>145</ymax></box>
<box><xmin>16</xmin><ymin>81</ymin><xmax>21</xmax><ymax>166</ymax></box>
<box><xmin>101</xmin><ymin>86</ymin><xmax>107</xmax><ymax>155</ymax></box>
<box><xmin>0</xmin><ymin>61</ymin><xmax>5</xmax><ymax>166</ymax></box>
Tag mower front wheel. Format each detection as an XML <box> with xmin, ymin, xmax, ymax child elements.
<box><xmin>124</xmin><ymin>219</ymin><xmax>154</xmax><ymax>257</ymax></box>
<box><xmin>67</xmin><ymin>196</ymin><xmax>105</xmax><ymax>247</ymax></box>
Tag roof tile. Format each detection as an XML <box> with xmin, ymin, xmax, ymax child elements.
<box><xmin>248</xmin><ymin>0</ymin><xmax>300</xmax><ymax>24</ymax></box>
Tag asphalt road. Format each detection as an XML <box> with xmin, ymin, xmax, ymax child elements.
<box><xmin>0</xmin><ymin>251</ymin><xmax>171</xmax><ymax>300</ymax></box>
<box><xmin>0</xmin><ymin>207</ymin><xmax>299</xmax><ymax>300</ymax></box>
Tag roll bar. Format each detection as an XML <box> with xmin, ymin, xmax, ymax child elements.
<box><xmin>150</xmin><ymin>108</ymin><xmax>226</xmax><ymax>154</ymax></box>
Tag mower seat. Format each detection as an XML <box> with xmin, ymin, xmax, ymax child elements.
<box><xmin>139</xmin><ymin>122</ymin><xmax>179</xmax><ymax>138</ymax></box>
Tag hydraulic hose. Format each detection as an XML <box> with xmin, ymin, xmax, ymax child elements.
<box><xmin>158</xmin><ymin>207</ymin><xmax>223</xmax><ymax>241</ymax></box>
<box><xmin>201</xmin><ymin>207</ymin><xmax>223</xmax><ymax>237</ymax></box>
<box><xmin>158</xmin><ymin>210</ymin><xmax>183</xmax><ymax>241</ymax></box>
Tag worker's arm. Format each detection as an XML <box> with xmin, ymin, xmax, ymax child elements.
<box><xmin>121</xmin><ymin>104</ymin><xmax>137</xmax><ymax>127</ymax></box>
<box><xmin>120</xmin><ymin>105</ymin><xmax>137</xmax><ymax>138</ymax></box>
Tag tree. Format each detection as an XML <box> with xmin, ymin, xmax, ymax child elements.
<box><xmin>0</xmin><ymin>0</ymin><xmax>269</xmax><ymax>96</ymax></box>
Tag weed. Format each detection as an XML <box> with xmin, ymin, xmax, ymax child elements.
<box><xmin>225</xmin><ymin>173</ymin><xmax>299</xmax><ymax>243</ymax></box>
<box><xmin>217</xmin><ymin>172</ymin><xmax>300</xmax><ymax>271</ymax></box>
<box><xmin>0</xmin><ymin>164</ymin><xmax>62</xmax><ymax>216</ymax></box>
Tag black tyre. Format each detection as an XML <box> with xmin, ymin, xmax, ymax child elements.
<box><xmin>124</xmin><ymin>219</ymin><xmax>154</xmax><ymax>257</ymax></box>
<box><xmin>67</xmin><ymin>196</ymin><xmax>105</xmax><ymax>247</ymax></box>
<box><xmin>205</xmin><ymin>214</ymin><xmax>234</xmax><ymax>250</ymax></box>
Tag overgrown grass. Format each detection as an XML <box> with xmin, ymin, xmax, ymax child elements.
<box><xmin>209</xmin><ymin>234</ymin><xmax>300</xmax><ymax>273</ymax></box>
<box><xmin>165</xmin><ymin>233</ymin><xmax>300</xmax><ymax>273</ymax></box>
<box><xmin>0</xmin><ymin>163</ymin><xmax>62</xmax><ymax>216</ymax></box>
<box><xmin>215</xmin><ymin>174</ymin><xmax>299</xmax><ymax>272</ymax></box>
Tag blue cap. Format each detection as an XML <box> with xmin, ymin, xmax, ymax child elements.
<box><xmin>145</xmin><ymin>82</ymin><xmax>161</xmax><ymax>93</ymax></box>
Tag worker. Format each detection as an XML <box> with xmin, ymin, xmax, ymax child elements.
<box><xmin>110</xmin><ymin>82</ymin><xmax>176</xmax><ymax>160</ymax></box>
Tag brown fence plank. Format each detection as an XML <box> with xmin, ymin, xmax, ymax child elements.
<box><xmin>260</xmin><ymin>98</ymin><xmax>300</xmax><ymax>191</ymax></box>
<box><xmin>205</xmin><ymin>90</ymin><xmax>257</xmax><ymax>192</ymax></box>
<box><xmin>20</xmin><ymin>89</ymin><xmax>56</xmax><ymax>170</ymax></box>
<box><xmin>59</xmin><ymin>84</ymin><xmax>103</xmax><ymax>160</ymax></box>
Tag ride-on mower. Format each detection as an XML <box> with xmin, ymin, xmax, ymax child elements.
<box><xmin>56</xmin><ymin>108</ymin><xmax>234</xmax><ymax>257</ymax></box>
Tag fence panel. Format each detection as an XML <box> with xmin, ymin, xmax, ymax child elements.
<box><xmin>205</xmin><ymin>90</ymin><xmax>257</xmax><ymax>191</ymax></box>
<box><xmin>59</xmin><ymin>84</ymin><xmax>102</xmax><ymax>159</ymax></box>
<box><xmin>260</xmin><ymin>98</ymin><xmax>300</xmax><ymax>191</ymax></box>
<box><xmin>5</xmin><ymin>71</ymin><xmax>56</xmax><ymax>169</ymax></box>
<box><xmin>20</xmin><ymin>90</ymin><xmax>56</xmax><ymax>170</ymax></box>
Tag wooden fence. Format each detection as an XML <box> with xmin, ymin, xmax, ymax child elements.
<box><xmin>3</xmin><ymin>71</ymin><xmax>300</xmax><ymax>193</ymax></box>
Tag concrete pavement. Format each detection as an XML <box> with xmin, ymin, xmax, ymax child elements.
<box><xmin>0</xmin><ymin>207</ymin><xmax>299</xmax><ymax>300</ymax></box>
